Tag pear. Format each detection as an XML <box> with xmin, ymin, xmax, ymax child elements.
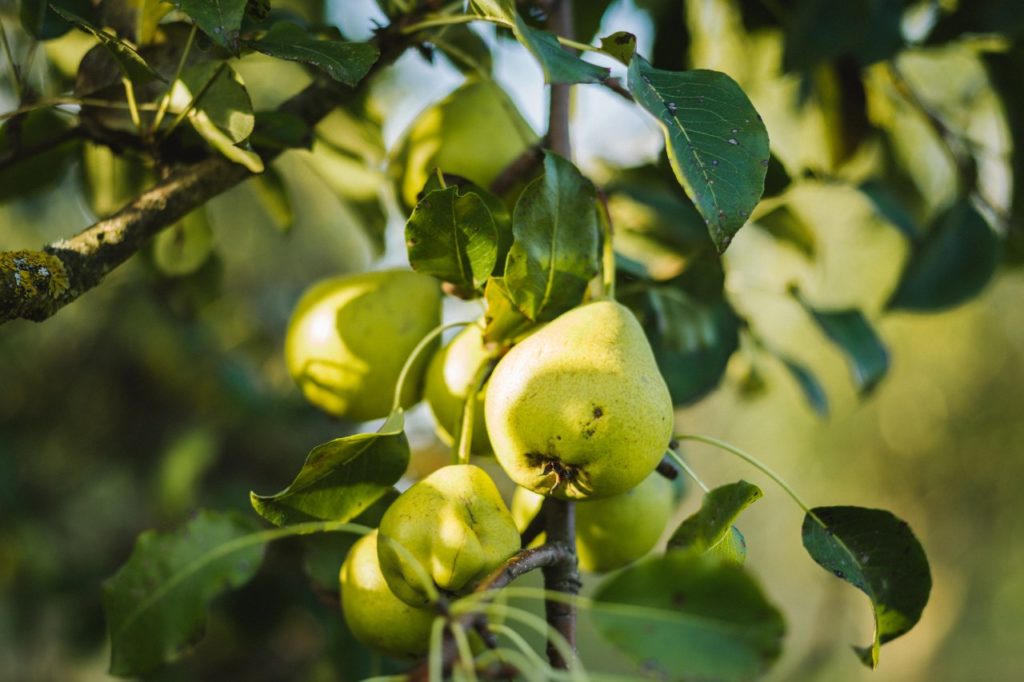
<box><xmin>424</xmin><ymin>323</ymin><xmax>493</xmax><ymax>455</ymax></box>
<box><xmin>284</xmin><ymin>269</ymin><xmax>441</xmax><ymax>421</ymax></box>
<box><xmin>377</xmin><ymin>464</ymin><xmax>521</xmax><ymax>607</ymax></box>
<box><xmin>339</xmin><ymin>530</ymin><xmax>437</xmax><ymax>659</ymax></box>
<box><xmin>485</xmin><ymin>300</ymin><xmax>674</xmax><ymax>500</ymax></box>
<box><xmin>512</xmin><ymin>473</ymin><xmax>676</xmax><ymax>572</ymax></box>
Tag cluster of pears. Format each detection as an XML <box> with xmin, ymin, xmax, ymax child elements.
<box><xmin>285</xmin><ymin>271</ymin><xmax>677</xmax><ymax>657</ymax></box>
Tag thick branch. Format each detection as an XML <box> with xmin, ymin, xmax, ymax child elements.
<box><xmin>0</xmin><ymin>9</ymin><xmax>428</xmax><ymax>325</ymax></box>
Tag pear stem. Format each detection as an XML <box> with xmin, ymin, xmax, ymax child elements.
<box><xmin>392</xmin><ymin>320</ymin><xmax>471</xmax><ymax>415</ymax></box>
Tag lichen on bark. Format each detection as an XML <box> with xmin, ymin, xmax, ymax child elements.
<box><xmin>0</xmin><ymin>250</ymin><xmax>71</xmax><ymax>322</ymax></box>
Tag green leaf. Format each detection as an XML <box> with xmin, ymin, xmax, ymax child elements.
<box><xmin>599</xmin><ymin>31</ymin><xmax>637</xmax><ymax>66</ymax></box>
<box><xmin>406</xmin><ymin>184</ymin><xmax>499</xmax><ymax>295</ymax></box>
<box><xmin>503</xmin><ymin>152</ymin><xmax>600</xmax><ymax>321</ymax></box>
<box><xmin>250</xmin><ymin>411</ymin><xmax>409</xmax><ymax>527</ymax></box>
<box><xmin>177</xmin><ymin>62</ymin><xmax>255</xmax><ymax>144</ymax></box>
<box><xmin>887</xmin><ymin>201</ymin><xmax>1000</xmax><ymax>312</ymax></box>
<box><xmin>51</xmin><ymin>6</ymin><xmax>162</xmax><ymax>83</ymax></box>
<box><xmin>777</xmin><ymin>354</ymin><xmax>829</xmax><ymax>419</ymax></box>
<box><xmin>482</xmin><ymin>277</ymin><xmax>534</xmax><ymax>345</ymax></box>
<box><xmin>103</xmin><ymin>510</ymin><xmax>264</xmax><ymax>676</ymax></box>
<box><xmin>430</xmin><ymin>23</ymin><xmax>493</xmax><ymax>75</ymax></box>
<box><xmin>511</xmin><ymin>14</ymin><xmax>610</xmax><ymax>85</ymax></box>
<box><xmin>153</xmin><ymin>208</ymin><xmax>215</xmax><ymax>277</ymax></box>
<box><xmin>0</xmin><ymin>110</ymin><xmax>81</xmax><ymax>200</ymax></box>
<box><xmin>249</xmin><ymin>22</ymin><xmax>380</xmax><ymax>86</ymax></box>
<box><xmin>19</xmin><ymin>0</ymin><xmax>93</xmax><ymax>39</ymax></box>
<box><xmin>250</xmin><ymin>167</ymin><xmax>294</xmax><ymax>232</ymax></box>
<box><xmin>798</xmin><ymin>297</ymin><xmax>889</xmax><ymax>395</ymax></box>
<box><xmin>251</xmin><ymin>111</ymin><xmax>313</xmax><ymax>152</ymax></box>
<box><xmin>668</xmin><ymin>481</ymin><xmax>762</xmax><ymax>565</ymax></box>
<box><xmin>782</xmin><ymin>0</ymin><xmax>908</xmax><ymax>72</ymax></box>
<box><xmin>755</xmin><ymin>205</ymin><xmax>816</xmax><ymax>258</ymax></box>
<box><xmin>172</xmin><ymin>0</ymin><xmax>248</xmax><ymax>51</ymax></box>
<box><xmin>802</xmin><ymin>506</ymin><xmax>931</xmax><ymax>668</ymax></box>
<box><xmin>627</xmin><ymin>55</ymin><xmax>769</xmax><ymax>252</ymax></box>
<box><xmin>860</xmin><ymin>180</ymin><xmax>919</xmax><ymax>240</ymax></box>
<box><xmin>592</xmin><ymin>551</ymin><xmax>785</xmax><ymax>681</ymax></box>
<box><xmin>576</xmin><ymin>1</ymin><xmax>617</xmax><ymax>42</ymax></box>
<box><xmin>982</xmin><ymin>49</ymin><xmax>1024</xmax><ymax>263</ymax></box>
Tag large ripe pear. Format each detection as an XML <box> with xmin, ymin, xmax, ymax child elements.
<box><xmin>339</xmin><ymin>530</ymin><xmax>436</xmax><ymax>659</ymax></box>
<box><xmin>377</xmin><ymin>464</ymin><xmax>521</xmax><ymax>607</ymax></box>
<box><xmin>486</xmin><ymin>301</ymin><xmax>674</xmax><ymax>500</ymax></box>
<box><xmin>424</xmin><ymin>323</ymin><xmax>493</xmax><ymax>455</ymax></box>
<box><xmin>285</xmin><ymin>269</ymin><xmax>441</xmax><ymax>421</ymax></box>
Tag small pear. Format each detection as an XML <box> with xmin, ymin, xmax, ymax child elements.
<box><xmin>285</xmin><ymin>269</ymin><xmax>441</xmax><ymax>421</ymax></box>
<box><xmin>424</xmin><ymin>323</ymin><xmax>493</xmax><ymax>455</ymax></box>
<box><xmin>339</xmin><ymin>530</ymin><xmax>436</xmax><ymax>659</ymax></box>
<box><xmin>512</xmin><ymin>473</ymin><xmax>676</xmax><ymax>572</ymax></box>
<box><xmin>377</xmin><ymin>464</ymin><xmax>521</xmax><ymax>607</ymax></box>
<box><xmin>485</xmin><ymin>300</ymin><xmax>674</xmax><ymax>500</ymax></box>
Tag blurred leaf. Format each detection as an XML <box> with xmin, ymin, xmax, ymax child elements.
<box><xmin>177</xmin><ymin>61</ymin><xmax>255</xmax><ymax>144</ymax></box>
<box><xmin>860</xmin><ymin>179</ymin><xmax>919</xmax><ymax>239</ymax></box>
<box><xmin>576</xmin><ymin>0</ymin><xmax>616</xmax><ymax>42</ymax></box>
<box><xmin>482</xmin><ymin>276</ymin><xmax>534</xmax><ymax>345</ymax></box>
<box><xmin>250</xmin><ymin>411</ymin><xmax>409</xmax><ymax>527</ymax></box>
<box><xmin>777</xmin><ymin>354</ymin><xmax>829</xmax><ymax>419</ymax></box>
<box><xmin>249</xmin><ymin>22</ymin><xmax>380</xmax><ymax>86</ymax></box>
<box><xmin>250</xmin><ymin>167</ymin><xmax>293</xmax><ymax>232</ymax></box>
<box><xmin>103</xmin><ymin>510</ymin><xmax>264</xmax><ymax>676</ymax></box>
<box><xmin>592</xmin><ymin>551</ymin><xmax>785</xmax><ymax>681</ymax></box>
<box><xmin>153</xmin><ymin>208</ymin><xmax>215</xmax><ymax>277</ymax></box>
<box><xmin>0</xmin><ymin>110</ymin><xmax>81</xmax><ymax>201</ymax></box>
<box><xmin>51</xmin><ymin>6</ymin><xmax>162</xmax><ymax>83</ymax></box>
<box><xmin>816</xmin><ymin>59</ymin><xmax>871</xmax><ymax>169</ymax></box>
<box><xmin>504</xmin><ymin>152</ymin><xmax>600</xmax><ymax>321</ymax></box>
<box><xmin>755</xmin><ymin>205</ymin><xmax>816</xmax><ymax>258</ymax></box>
<box><xmin>171</xmin><ymin>0</ymin><xmax>248</xmax><ymax>51</ymax></box>
<box><xmin>782</xmin><ymin>0</ymin><xmax>910</xmax><ymax>72</ymax></box>
<box><xmin>762</xmin><ymin>154</ymin><xmax>791</xmax><ymax>198</ymax></box>
<box><xmin>406</xmin><ymin>183</ymin><xmax>499</xmax><ymax>295</ymax></box>
<box><xmin>430</xmin><ymin>23</ymin><xmax>492</xmax><ymax>75</ymax></box>
<box><xmin>250</xmin><ymin>110</ymin><xmax>313</xmax><ymax>152</ymax></box>
<box><xmin>627</xmin><ymin>55</ymin><xmax>769</xmax><ymax>252</ymax></box>
<box><xmin>82</xmin><ymin>142</ymin><xmax>150</xmax><ymax>218</ymax></box>
<box><xmin>668</xmin><ymin>481</ymin><xmax>762</xmax><ymax>565</ymax></box>
<box><xmin>929</xmin><ymin>0</ymin><xmax>1024</xmax><ymax>44</ymax></box>
<box><xmin>983</xmin><ymin>49</ymin><xmax>1024</xmax><ymax>264</ymax></box>
<box><xmin>19</xmin><ymin>0</ymin><xmax>93</xmax><ymax>40</ymax></box>
<box><xmin>802</xmin><ymin>506</ymin><xmax>931</xmax><ymax>668</ymax></box>
<box><xmin>798</xmin><ymin>296</ymin><xmax>889</xmax><ymax>395</ymax></box>
<box><xmin>135</xmin><ymin>0</ymin><xmax>174</xmax><ymax>44</ymax></box>
<box><xmin>887</xmin><ymin>200</ymin><xmax>999</xmax><ymax>311</ymax></box>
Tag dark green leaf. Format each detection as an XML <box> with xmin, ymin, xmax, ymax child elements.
<box><xmin>592</xmin><ymin>551</ymin><xmax>785</xmax><ymax>681</ymax></box>
<box><xmin>777</xmin><ymin>354</ymin><xmax>829</xmax><ymax>419</ymax></box>
<box><xmin>51</xmin><ymin>6</ymin><xmax>162</xmax><ymax>83</ymax></box>
<box><xmin>19</xmin><ymin>0</ymin><xmax>93</xmax><ymax>39</ymax></box>
<box><xmin>406</xmin><ymin>184</ymin><xmax>499</xmax><ymax>294</ymax></box>
<box><xmin>929</xmin><ymin>0</ymin><xmax>1024</xmax><ymax>44</ymax></box>
<box><xmin>627</xmin><ymin>55</ymin><xmax>769</xmax><ymax>252</ymax></box>
<box><xmin>887</xmin><ymin>200</ymin><xmax>999</xmax><ymax>311</ymax></box>
<box><xmin>575</xmin><ymin>0</ymin><xmax>617</xmax><ymax>42</ymax></box>
<box><xmin>755</xmin><ymin>205</ymin><xmax>816</xmax><ymax>258</ymax></box>
<box><xmin>0</xmin><ymin>110</ymin><xmax>81</xmax><ymax>201</ymax></box>
<box><xmin>802</xmin><ymin>506</ymin><xmax>931</xmax><ymax>668</ymax></box>
<box><xmin>503</xmin><ymin>152</ymin><xmax>600</xmax><ymax>321</ymax></box>
<box><xmin>249</xmin><ymin>22</ymin><xmax>380</xmax><ymax>86</ymax></box>
<box><xmin>511</xmin><ymin>14</ymin><xmax>610</xmax><ymax>84</ymax></box>
<box><xmin>103</xmin><ymin>510</ymin><xmax>264</xmax><ymax>676</ymax></box>
<box><xmin>668</xmin><ymin>481</ymin><xmax>762</xmax><ymax>565</ymax></box>
<box><xmin>250</xmin><ymin>110</ymin><xmax>313</xmax><ymax>152</ymax></box>
<box><xmin>860</xmin><ymin>180</ymin><xmax>919</xmax><ymax>239</ymax></box>
<box><xmin>250</xmin><ymin>411</ymin><xmax>409</xmax><ymax>526</ymax></box>
<box><xmin>172</xmin><ymin>0</ymin><xmax>248</xmax><ymax>51</ymax></box>
<box><xmin>983</xmin><ymin>49</ymin><xmax>1024</xmax><ymax>263</ymax></box>
<box><xmin>782</xmin><ymin>0</ymin><xmax>910</xmax><ymax>72</ymax></box>
<box><xmin>798</xmin><ymin>297</ymin><xmax>889</xmax><ymax>395</ymax></box>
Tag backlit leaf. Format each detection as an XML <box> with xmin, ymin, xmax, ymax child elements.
<box><xmin>668</xmin><ymin>481</ymin><xmax>763</xmax><ymax>565</ymax></box>
<box><xmin>249</xmin><ymin>22</ymin><xmax>380</xmax><ymax>86</ymax></box>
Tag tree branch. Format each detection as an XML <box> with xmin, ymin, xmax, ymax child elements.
<box><xmin>0</xmin><ymin>8</ymin><xmax>431</xmax><ymax>325</ymax></box>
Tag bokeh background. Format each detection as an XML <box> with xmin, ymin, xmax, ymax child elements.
<box><xmin>2</xmin><ymin>0</ymin><xmax>1023</xmax><ymax>680</ymax></box>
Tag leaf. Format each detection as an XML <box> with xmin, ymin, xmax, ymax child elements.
<box><xmin>250</xmin><ymin>411</ymin><xmax>409</xmax><ymax>527</ymax></box>
<box><xmin>249</xmin><ymin>22</ymin><xmax>380</xmax><ymax>86</ymax></box>
<box><xmin>668</xmin><ymin>481</ymin><xmax>763</xmax><ymax>565</ymax></box>
<box><xmin>172</xmin><ymin>0</ymin><xmax>248</xmax><ymax>51</ymax></box>
<box><xmin>251</xmin><ymin>167</ymin><xmax>293</xmax><ymax>232</ymax></box>
<box><xmin>482</xmin><ymin>277</ymin><xmax>534</xmax><ymax>345</ymax></box>
<box><xmin>0</xmin><ymin>110</ymin><xmax>81</xmax><ymax>200</ymax></box>
<box><xmin>985</xmin><ymin>49</ymin><xmax>1024</xmax><ymax>264</ymax></box>
<box><xmin>511</xmin><ymin>14</ymin><xmax>610</xmax><ymax>85</ymax></box>
<box><xmin>592</xmin><ymin>551</ymin><xmax>785</xmax><ymax>681</ymax></box>
<box><xmin>782</xmin><ymin>0</ymin><xmax>909</xmax><ymax>73</ymax></box>
<box><xmin>575</xmin><ymin>0</ymin><xmax>617</xmax><ymax>42</ymax></box>
<box><xmin>153</xmin><ymin>208</ymin><xmax>215</xmax><ymax>277</ymax></box>
<box><xmin>503</xmin><ymin>152</ymin><xmax>600</xmax><ymax>321</ymax></box>
<box><xmin>755</xmin><ymin>205</ymin><xmax>816</xmax><ymax>258</ymax></box>
<box><xmin>177</xmin><ymin>62</ymin><xmax>255</xmax><ymax>144</ymax></box>
<box><xmin>431</xmin><ymin>23</ymin><xmax>493</xmax><ymax>75</ymax></box>
<box><xmin>103</xmin><ymin>510</ymin><xmax>264</xmax><ymax>676</ymax></box>
<box><xmin>51</xmin><ymin>6</ymin><xmax>162</xmax><ymax>83</ymax></box>
<box><xmin>250</xmin><ymin>110</ymin><xmax>313</xmax><ymax>152</ymax></box>
<box><xmin>798</xmin><ymin>297</ymin><xmax>889</xmax><ymax>395</ymax></box>
<box><xmin>19</xmin><ymin>0</ymin><xmax>92</xmax><ymax>39</ymax></box>
<box><xmin>627</xmin><ymin>55</ymin><xmax>770</xmax><ymax>252</ymax></box>
<box><xmin>599</xmin><ymin>31</ymin><xmax>637</xmax><ymax>66</ymax></box>
<box><xmin>860</xmin><ymin>180</ymin><xmax>919</xmax><ymax>240</ymax></box>
<box><xmin>406</xmin><ymin>184</ymin><xmax>499</xmax><ymax>295</ymax></box>
<box><xmin>887</xmin><ymin>200</ymin><xmax>1000</xmax><ymax>312</ymax></box>
<box><xmin>777</xmin><ymin>354</ymin><xmax>829</xmax><ymax>419</ymax></box>
<box><xmin>802</xmin><ymin>506</ymin><xmax>931</xmax><ymax>668</ymax></box>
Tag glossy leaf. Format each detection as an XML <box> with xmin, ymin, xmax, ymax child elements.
<box><xmin>51</xmin><ymin>6</ymin><xmax>161</xmax><ymax>83</ymax></box>
<box><xmin>503</xmin><ymin>152</ymin><xmax>600</xmax><ymax>321</ymax></box>
<box><xmin>887</xmin><ymin>200</ymin><xmax>999</xmax><ymax>311</ymax></box>
<box><xmin>406</xmin><ymin>184</ymin><xmax>499</xmax><ymax>295</ymax></box>
<box><xmin>103</xmin><ymin>510</ymin><xmax>264</xmax><ymax>675</ymax></box>
<box><xmin>250</xmin><ymin>411</ymin><xmax>409</xmax><ymax>527</ymax></box>
<box><xmin>802</xmin><ymin>506</ymin><xmax>931</xmax><ymax>668</ymax></box>
<box><xmin>172</xmin><ymin>0</ymin><xmax>248</xmax><ymax>51</ymax></box>
<box><xmin>627</xmin><ymin>55</ymin><xmax>769</xmax><ymax>252</ymax></box>
<box><xmin>668</xmin><ymin>481</ymin><xmax>763</xmax><ymax>565</ymax></box>
<box><xmin>777</xmin><ymin>354</ymin><xmax>829</xmax><ymax>419</ymax></box>
<box><xmin>592</xmin><ymin>551</ymin><xmax>785</xmax><ymax>681</ymax></box>
<box><xmin>799</xmin><ymin>297</ymin><xmax>889</xmax><ymax>395</ymax></box>
<box><xmin>249</xmin><ymin>22</ymin><xmax>380</xmax><ymax>86</ymax></box>
<box><xmin>756</xmin><ymin>205</ymin><xmax>816</xmax><ymax>258</ymax></box>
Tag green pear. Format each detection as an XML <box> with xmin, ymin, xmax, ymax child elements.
<box><xmin>285</xmin><ymin>269</ymin><xmax>441</xmax><ymax>421</ymax></box>
<box><xmin>485</xmin><ymin>300</ymin><xmax>674</xmax><ymax>500</ymax></box>
<box><xmin>424</xmin><ymin>323</ymin><xmax>493</xmax><ymax>455</ymax></box>
<box><xmin>377</xmin><ymin>464</ymin><xmax>521</xmax><ymax>607</ymax></box>
<box><xmin>512</xmin><ymin>473</ymin><xmax>676</xmax><ymax>572</ymax></box>
<box><xmin>339</xmin><ymin>530</ymin><xmax>436</xmax><ymax>659</ymax></box>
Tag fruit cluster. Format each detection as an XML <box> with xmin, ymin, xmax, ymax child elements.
<box><xmin>285</xmin><ymin>269</ymin><xmax>677</xmax><ymax>657</ymax></box>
